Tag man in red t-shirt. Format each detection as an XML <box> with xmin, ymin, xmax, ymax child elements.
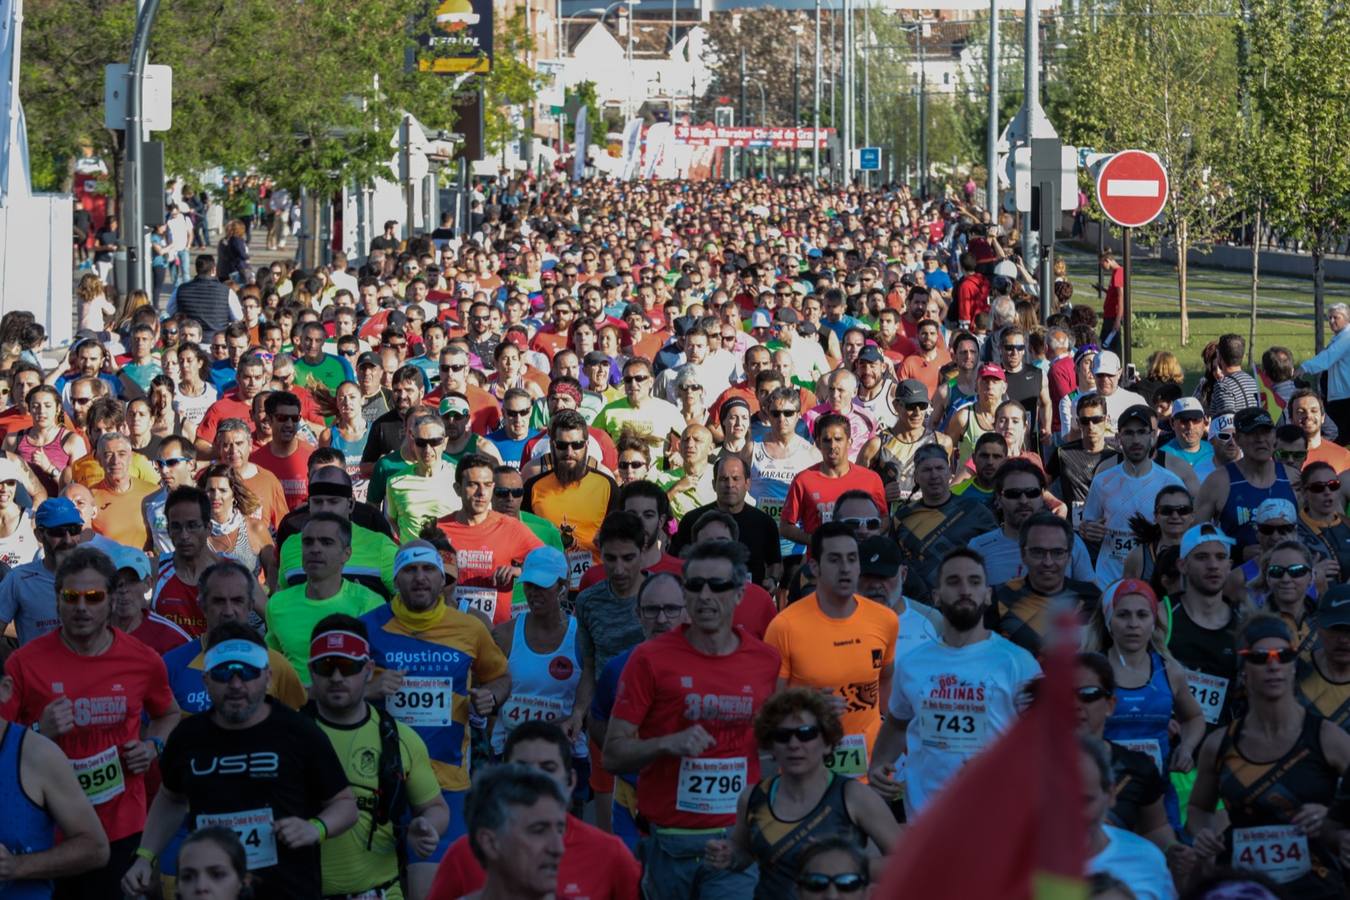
<box><xmin>153</xmin><ymin>486</ymin><xmax>224</xmax><ymax>637</ymax></box>
<box><xmin>426</xmin><ymin>721</ymin><xmax>640</xmax><ymax>900</ymax></box>
<box><xmin>1100</xmin><ymin>250</ymin><xmax>1125</xmax><ymax>347</ymax></box>
<box><xmin>249</xmin><ymin>391</ymin><xmax>314</xmax><ymax>511</ymax></box>
<box><xmin>1</xmin><ymin>545</ymin><xmax>180</xmax><ymax>897</ymax></box>
<box><xmin>435</xmin><ymin>453</ymin><xmax>543</xmax><ymax>625</ymax></box>
<box><xmin>194</xmin><ymin>354</ymin><xmax>270</xmax><ymax>458</ymax></box>
<box><xmin>603</xmin><ymin>540</ymin><xmax>778</xmax><ymax>900</ymax></box>
<box><xmin>780</xmin><ymin>413</ymin><xmax>887</xmax><ymax>548</ymax></box>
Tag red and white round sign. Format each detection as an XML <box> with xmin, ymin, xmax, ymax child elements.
<box><xmin>1095</xmin><ymin>150</ymin><xmax>1169</xmax><ymax>228</ymax></box>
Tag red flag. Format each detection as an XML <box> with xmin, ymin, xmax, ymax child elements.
<box><xmin>875</xmin><ymin>637</ymin><xmax>1088</xmax><ymax>899</ymax></box>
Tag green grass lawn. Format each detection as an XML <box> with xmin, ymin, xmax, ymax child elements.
<box><xmin>1056</xmin><ymin>244</ymin><xmax>1349</xmax><ymax>379</ymax></box>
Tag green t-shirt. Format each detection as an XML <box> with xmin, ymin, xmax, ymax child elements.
<box><xmin>315</xmin><ymin>708</ymin><xmax>441</xmax><ymax>896</ymax></box>
<box><xmin>294</xmin><ymin>353</ymin><xmax>353</xmax><ymax>394</ymax></box>
<box><xmin>265</xmin><ymin>580</ymin><xmax>385</xmax><ymax>684</ymax></box>
<box><xmin>367</xmin><ymin>450</ymin><xmax>455</xmax><ymax>508</ymax></box>
<box><xmin>279</xmin><ymin>523</ymin><xmax>398</xmax><ymax>600</ymax></box>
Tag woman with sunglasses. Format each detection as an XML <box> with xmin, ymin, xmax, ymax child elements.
<box><xmin>1076</xmin><ymin>653</ymin><xmax>1175</xmax><ymax>848</ymax></box>
<box><xmin>793</xmin><ymin>837</ymin><xmax>873</xmax><ymax>899</ymax></box>
<box><xmin>1298</xmin><ymin>461</ymin><xmax>1350</xmax><ymax>580</ymax></box>
<box><xmin>1247</xmin><ymin>541</ymin><xmax>1318</xmax><ymax>653</ymax></box>
<box><xmin>673</xmin><ymin>368</ymin><xmax>709</xmax><ymax>432</ymax></box>
<box><xmin>200</xmin><ymin>464</ymin><xmax>277</xmax><ymax>590</ymax></box>
<box><xmin>1086</xmin><ymin>579</ymin><xmax>1205</xmax><ymax>830</ymax></box>
<box><xmin>1228</xmin><ymin>498</ymin><xmax>1303</xmax><ymax>604</ymax></box>
<box><xmin>1123</xmin><ymin>485</ymin><xmax>1195</xmax><ymax>581</ymax></box>
<box><xmin>1186</xmin><ymin>615</ymin><xmax>1350</xmax><ymax>898</ymax></box>
<box><xmin>702</xmin><ymin>689</ymin><xmax>897</xmax><ymax>899</ymax></box>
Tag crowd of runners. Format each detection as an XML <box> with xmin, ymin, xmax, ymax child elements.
<box><xmin>2</xmin><ymin>174</ymin><xmax>1350</xmax><ymax>900</ymax></box>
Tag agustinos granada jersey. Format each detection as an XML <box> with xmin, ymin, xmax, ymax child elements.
<box><xmin>610</xmin><ymin>625</ymin><xmax>779</xmax><ymax>828</ymax></box>
<box><xmin>1</xmin><ymin>629</ymin><xmax>175</xmax><ymax>841</ymax></box>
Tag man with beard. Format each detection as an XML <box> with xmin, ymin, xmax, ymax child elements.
<box><xmin>361</xmin><ymin>365</ymin><xmax>425</xmax><ymax>465</ymax></box>
<box><xmin>765</xmin><ymin>522</ymin><xmax>898</xmax><ymax>781</ymax></box>
<box><xmin>123</xmin><ymin>622</ymin><xmax>357</xmax><ymax>900</ymax></box>
<box><xmin>250</xmin><ymin>391</ymin><xmax>314</xmax><ymax>511</ymax></box>
<box><xmin>575</xmin><ymin>481</ymin><xmax>680</xmax><ymax>594</ymax></box>
<box><xmin>867</xmin><ymin>547</ymin><xmax>1040</xmax><ymax>816</ymax></box>
<box><xmin>1083</xmin><ymin>406</ymin><xmax>1185</xmax><ymax>587</ymax></box>
<box><xmin>853</xmin><ymin>344</ymin><xmax>900</xmax><ymax>431</ymax></box>
<box><xmin>522</xmin><ymin>410</ymin><xmax>619</xmax><ymax>591</ymax></box>
<box><xmin>898</xmin><ymin>319</ymin><xmax>953</xmax><ymax>399</ymax></box>
<box><xmin>969</xmin><ymin>459</ymin><xmax>1096</xmax><ymax>585</ymax></box>
<box><xmin>3</xmin><ymin>546</ymin><xmax>180</xmax><ymax>899</ymax></box>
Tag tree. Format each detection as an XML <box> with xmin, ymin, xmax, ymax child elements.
<box><xmin>703</xmin><ymin>9</ymin><xmax>824</xmax><ymax>130</ymax></box>
<box><xmin>564</xmin><ymin>81</ymin><xmax>603</xmax><ymax>148</ymax></box>
<box><xmin>21</xmin><ymin>0</ymin><xmax>465</xmax><ymax>198</ymax></box>
<box><xmin>1240</xmin><ymin>0</ymin><xmax>1350</xmax><ymax>351</ymax></box>
<box><xmin>482</xmin><ymin>7</ymin><xmax>539</xmax><ymax>157</ymax></box>
<box><xmin>1057</xmin><ymin>0</ymin><xmax>1242</xmax><ymax>346</ymax></box>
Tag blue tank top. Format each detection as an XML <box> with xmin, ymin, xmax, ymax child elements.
<box><xmin>0</xmin><ymin>723</ymin><xmax>56</xmax><ymax>899</ymax></box>
<box><xmin>1103</xmin><ymin>651</ymin><xmax>1173</xmax><ymax>776</ymax></box>
<box><xmin>328</xmin><ymin>426</ymin><xmax>370</xmax><ymax>468</ymax></box>
<box><xmin>1220</xmin><ymin>461</ymin><xmax>1297</xmax><ymax>550</ymax></box>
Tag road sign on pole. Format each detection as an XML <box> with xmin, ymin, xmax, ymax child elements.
<box><xmin>1095</xmin><ymin>150</ymin><xmax>1169</xmax><ymax>228</ymax></box>
<box><xmin>857</xmin><ymin>146</ymin><xmax>880</xmax><ymax>171</ymax></box>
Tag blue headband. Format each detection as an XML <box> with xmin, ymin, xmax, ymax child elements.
<box><xmin>395</xmin><ymin>545</ymin><xmax>445</xmax><ymax>578</ymax></box>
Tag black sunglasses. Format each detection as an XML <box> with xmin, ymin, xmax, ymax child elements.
<box><xmin>1267</xmin><ymin>563</ymin><xmax>1311</xmax><ymax>580</ymax></box>
<box><xmin>553</xmin><ymin>440</ymin><xmax>586</xmax><ymax>451</ymax></box>
<box><xmin>1239</xmin><ymin>647</ymin><xmax>1298</xmax><ymax>666</ymax></box>
<box><xmin>311</xmin><ymin>657</ymin><xmax>367</xmax><ymax>678</ymax></box>
<box><xmin>797</xmin><ymin>873</ymin><xmax>867</xmax><ymax>893</ymax></box>
<box><xmin>1076</xmin><ymin>686</ymin><xmax>1111</xmax><ymax>704</ymax></box>
<box><xmin>770</xmin><ymin>724</ymin><xmax>822</xmax><ymax>744</ymax></box>
<box><xmin>1001</xmin><ymin>487</ymin><xmax>1041</xmax><ymax>500</ymax></box>
<box><xmin>684</xmin><ymin>576</ymin><xmax>738</xmax><ymax>594</ymax></box>
<box><xmin>414</xmin><ymin>436</ymin><xmax>445</xmax><ymax>448</ymax></box>
<box><xmin>493</xmin><ymin>487</ymin><xmax>525</xmax><ymax>499</ymax></box>
<box><xmin>1257</xmin><ymin>523</ymin><xmax>1295</xmax><ymax>536</ymax></box>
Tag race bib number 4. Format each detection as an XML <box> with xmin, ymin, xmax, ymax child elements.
<box><xmin>1184</xmin><ymin>668</ymin><xmax>1229</xmax><ymax>725</ymax></box>
<box><xmin>676</xmin><ymin>757</ymin><xmax>746</xmax><ymax>816</ymax></box>
<box><xmin>1232</xmin><ymin>825</ymin><xmax>1310</xmax><ymax>884</ymax></box>
<box><xmin>919</xmin><ymin>698</ymin><xmax>989</xmax><ymax>754</ymax></box>
<box><xmin>456</xmin><ymin>586</ymin><xmax>498</xmax><ymax>622</ymax></box>
<box><xmin>389</xmin><ymin>677</ymin><xmax>454</xmax><ymax>727</ymax></box>
<box><xmin>198</xmin><ymin>808</ymin><xmax>278</xmax><ymax>870</ymax></box>
<box><xmin>72</xmin><ymin>745</ymin><xmax>125</xmax><ymax>805</ymax></box>
<box><xmin>824</xmin><ymin>733</ymin><xmax>869</xmax><ymax>778</ymax></box>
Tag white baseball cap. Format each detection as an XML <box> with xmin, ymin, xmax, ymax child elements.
<box><xmin>1091</xmin><ymin>351</ymin><xmax>1123</xmax><ymax>376</ymax></box>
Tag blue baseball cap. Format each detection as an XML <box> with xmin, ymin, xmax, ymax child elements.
<box><xmin>520</xmin><ymin>547</ymin><xmax>568</xmax><ymax>588</ymax></box>
<box><xmin>34</xmin><ymin>497</ymin><xmax>82</xmax><ymax>529</ymax></box>
<box><xmin>108</xmin><ymin>545</ymin><xmax>151</xmax><ymax>581</ymax></box>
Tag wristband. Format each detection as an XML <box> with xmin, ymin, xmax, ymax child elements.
<box><xmin>148</xmin><ymin>737</ymin><xmax>165</xmax><ymax>758</ymax></box>
<box><xmin>309</xmin><ymin>817</ymin><xmax>328</xmax><ymax>842</ymax></box>
<box><xmin>134</xmin><ymin>847</ymin><xmax>158</xmax><ymax>865</ymax></box>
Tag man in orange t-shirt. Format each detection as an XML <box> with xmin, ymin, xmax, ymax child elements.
<box><xmin>89</xmin><ymin>433</ymin><xmax>158</xmax><ymax>550</ymax></box>
<box><xmin>763</xmin><ymin>521</ymin><xmax>897</xmax><ymax>779</ymax></box>
<box><xmin>897</xmin><ymin>319</ymin><xmax>953</xmax><ymax>398</ymax></box>
<box><xmin>436</xmin><ymin>453</ymin><xmax>543</xmax><ymax>624</ymax></box>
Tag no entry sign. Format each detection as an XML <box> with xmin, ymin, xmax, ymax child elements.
<box><xmin>1095</xmin><ymin>150</ymin><xmax>1169</xmax><ymax>228</ymax></box>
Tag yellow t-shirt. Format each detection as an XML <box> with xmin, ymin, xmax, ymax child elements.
<box><xmin>90</xmin><ymin>478</ymin><xmax>159</xmax><ymax>549</ymax></box>
<box><xmin>763</xmin><ymin>593</ymin><xmax>899</xmax><ymax>777</ymax></box>
<box><xmin>520</xmin><ymin>468</ymin><xmax>617</xmax><ymax>562</ymax></box>
<box><xmin>315</xmin><ymin>708</ymin><xmax>442</xmax><ymax>896</ymax></box>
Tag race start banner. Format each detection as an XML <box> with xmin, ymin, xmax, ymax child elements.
<box><xmin>673</xmin><ymin>124</ymin><xmax>834</xmax><ymax>149</ymax></box>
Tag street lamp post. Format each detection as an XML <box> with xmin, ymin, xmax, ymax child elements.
<box><xmin>986</xmin><ymin>0</ymin><xmax>998</xmax><ymax>215</ymax></box>
<box><xmin>791</xmin><ymin>24</ymin><xmax>803</xmax><ymax>176</ymax></box>
<box><xmin>813</xmin><ymin>0</ymin><xmax>821</xmax><ymax>182</ymax></box>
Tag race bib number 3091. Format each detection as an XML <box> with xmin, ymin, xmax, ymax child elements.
<box><xmin>389</xmin><ymin>677</ymin><xmax>454</xmax><ymax>727</ymax></box>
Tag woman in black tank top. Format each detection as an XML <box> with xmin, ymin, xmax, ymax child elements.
<box><xmin>1185</xmin><ymin>615</ymin><xmax>1350</xmax><ymax>899</ymax></box>
<box><xmin>702</xmin><ymin>689</ymin><xmax>898</xmax><ymax>900</ymax></box>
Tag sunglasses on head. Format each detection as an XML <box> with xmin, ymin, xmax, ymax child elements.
<box><xmin>684</xmin><ymin>576</ymin><xmax>738</xmax><ymax>594</ymax></box>
<box><xmin>494</xmin><ymin>487</ymin><xmax>525</xmax><ymax>498</ymax></box>
<box><xmin>1239</xmin><ymin>647</ymin><xmax>1298</xmax><ymax>666</ymax></box>
<box><xmin>206</xmin><ymin>662</ymin><xmax>264</xmax><ymax>683</ymax></box>
<box><xmin>770</xmin><ymin>724</ymin><xmax>822</xmax><ymax>744</ymax></box>
<box><xmin>60</xmin><ymin>588</ymin><xmax>106</xmax><ymax>606</ymax></box>
<box><xmin>797</xmin><ymin>873</ymin><xmax>868</xmax><ymax>894</ymax></box>
<box><xmin>311</xmin><ymin>657</ymin><xmax>367</xmax><ymax>678</ymax></box>
<box><xmin>1267</xmin><ymin>563</ymin><xmax>1311</xmax><ymax>580</ymax></box>
<box><xmin>1307</xmin><ymin>479</ymin><xmax>1341</xmax><ymax>494</ymax></box>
